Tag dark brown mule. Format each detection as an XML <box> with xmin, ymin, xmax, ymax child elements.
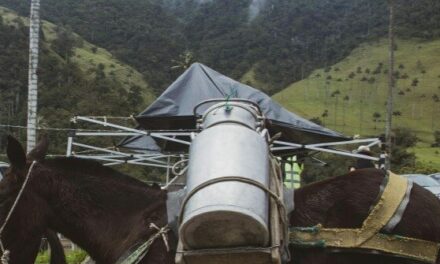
<box><xmin>0</xmin><ymin>136</ymin><xmax>66</xmax><ymax>264</ymax></box>
<box><xmin>1</xmin><ymin>136</ymin><xmax>175</xmax><ymax>264</ymax></box>
<box><xmin>3</xmin><ymin>136</ymin><xmax>440</xmax><ymax>264</ymax></box>
<box><xmin>290</xmin><ymin>168</ymin><xmax>440</xmax><ymax>264</ymax></box>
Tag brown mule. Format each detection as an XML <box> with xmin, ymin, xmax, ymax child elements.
<box><xmin>290</xmin><ymin>168</ymin><xmax>440</xmax><ymax>264</ymax></box>
<box><xmin>0</xmin><ymin>136</ymin><xmax>175</xmax><ymax>264</ymax></box>
<box><xmin>0</xmin><ymin>136</ymin><xmax>66</xmax><ymax>264</ymax></box>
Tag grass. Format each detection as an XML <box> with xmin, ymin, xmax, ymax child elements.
<box><xmin>0</xmin><ymin>6</ymin><xmax>155</xmax><ymax>106</ymax></box>
<box><xmin>35</xmin><ymin>250</ymin><xmax>87</xmax><ymax>264</ymax></box>
<box><xmin>272</xmin><ymin>38</ymin><xmax>440</xmax><ymax>170</ymax></box>
<box><xmin>411</xmin><ymin>144</ymin><xmax>440</xmax><ymax>171</ymax></box>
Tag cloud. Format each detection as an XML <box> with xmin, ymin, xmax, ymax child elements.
<box><xmin>249</xmin><ymin>0</ymin><xmax>266</xmax><ymax>21</ymax></box>
<box><xmin>194</xmin><ymin>0</ymin><xmax>213</xmax><ymax>3</ymax></box>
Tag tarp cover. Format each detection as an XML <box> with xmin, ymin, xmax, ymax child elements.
<box><xmin>120</xmin><ymin>63</ymin><xmax>348</xmax><ymax>153</ymax></box>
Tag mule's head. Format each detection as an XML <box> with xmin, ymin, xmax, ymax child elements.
<box><xmin>0</xmin><ymin>135</ymin><xmax>48</xmax><ymax>200</ymax></box>
<box><xmin>0</xmin><ymin>135</ymin><xmax>50</xmax><ymax>263</ymax></box>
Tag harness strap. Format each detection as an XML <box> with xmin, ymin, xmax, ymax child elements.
<box><xmin>383</xmin><ymin>180</ymin><xmax>413</xmax><ymax>232</ymax></box>
<box><xmin>290</xmin><ymin>172</ymin><xmax>440</xmax><ymax>264</ymax></box>
<box><xmin>356</xmin><ymin>171</ymin><xmax>408</xmax><ymax>244</ymax></box>
<box><xmin>0</xmin><ymin>160</ymin><xmax>37</xmax><ymax>260</ymax></box>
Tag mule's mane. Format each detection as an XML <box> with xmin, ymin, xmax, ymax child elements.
<box><xmin>41</xmin><ymin>157</ymin><xmax>158</xmax><ymax>190</ymax></box>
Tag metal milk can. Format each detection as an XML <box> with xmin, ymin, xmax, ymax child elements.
<box><xmin>179</xmin><ymin>101</ymin><xmax>270</xmax><ymax>249</ymax></box>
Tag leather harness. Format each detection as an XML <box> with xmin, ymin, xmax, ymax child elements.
<box><xmin>290</xmin><ymin>172</ymin><xmax>440</xmax><ymax>263</ymax></box>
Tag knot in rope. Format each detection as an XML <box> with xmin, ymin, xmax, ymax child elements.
<box><xmin>1</xmin><ymin>250</ymin><xmax>10</xmax><ymax>264</ymax></box>
<box><xmin>149</xmin><ymin>223</ymin><xmax>170</xmax><ymax>252</ymax></box>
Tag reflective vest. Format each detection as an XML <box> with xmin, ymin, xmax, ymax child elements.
<box><xmin>284</xmin><ymin>156</ymin><xmax>302</xmax><ymax>189</ymax></box>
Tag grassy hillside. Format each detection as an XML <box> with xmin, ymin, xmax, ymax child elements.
<box><xmin>0</xmin><ymin>6</ymin><xmax>157</xmax><ymax>156</ymax></box>
<box><xmin>273</xmin><ymin>38</ymin><xmax>440</xmax><ymax>169</ymax></box>
<box><xmin>0</xmin><ymin>7</ymin><xmax>155</xmax><ymax>105</ymax></box>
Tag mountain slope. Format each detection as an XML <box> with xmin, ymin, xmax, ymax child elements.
<box><xmin>272</xmin><ymin>38</ymin><xmax>440</xmax><ymax>169</ymax></box>
<box><xmin>0</xmin><ymin>7</ymin><xmax>155</xmax><ymax>104</ymax></box>
<box><xmin>0</xmin><ymin>7</ymin><xmax>155</xmax><ymax>153</ymax></box>
<box><xmin>2</xmin><ymin>0</ymin><xmax>440</xmax><ymax>95</ymax></box>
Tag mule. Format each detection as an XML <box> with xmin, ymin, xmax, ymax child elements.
<box><xmin>0</xmin><ymin>136</ymin><xmax>175</xmax><ymax>264</ymax></box>
<box><xmin>0</xmin><ymin>136</ymin><xmax>66</xmax><ymax>264</ymax></box>
<box><xmin>290</xmin><ymin>168</ymin><xmax>440</xmax><ymax>264</ymax></box>
<box><xmin>2</xmin><ymin>136</ymin><xmax>440</xmax><ymax>264</ymax></box>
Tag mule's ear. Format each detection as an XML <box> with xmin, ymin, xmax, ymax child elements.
<box><xmin>27</xmin><ymin>134</ymin><xmax>49</xmax><ymax>161</ymax></box>
<box><xmin>6</xmin><ymin>135</ymin><xmax>27</xmax><ymax>170</ymax></box>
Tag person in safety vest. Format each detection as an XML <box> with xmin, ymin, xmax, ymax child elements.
<box><xmin>282</xmin><ymin>156</ymin><xmax>303</xmax><ymax>189</ymax></box>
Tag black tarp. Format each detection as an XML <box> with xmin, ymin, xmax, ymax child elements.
<box><xmin>120</xmin><ymin>63</ymin><xmax>348</xmax><ymax>153</ymax></box>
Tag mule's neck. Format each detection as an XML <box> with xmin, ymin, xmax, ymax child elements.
<box><xmin>291</xmin><ymin>169</ymin><xmax>384</xmax><ymax>228</ymax></box>
<box><xmin>38</xmin><ymin>160</ymin><xmax>168</xmax><ymax>263</ymax></box>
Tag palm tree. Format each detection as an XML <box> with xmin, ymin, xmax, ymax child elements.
<box><xmin>432</xmin><ymin>94</ymin><xmax>440</xmax><ymax>130</ymax></box>
<box><xmin>331</xmin><ymin>90</ymin><xmax>340</xmax><ymax>126</ymax></box>
<box><xmin>321</xmin><ymin>109</ymin><xmax>329</xmax><ymax>126</ymax></box>
<box><xmin>342</xmin><ymin>95</ymin><xmax>349</xmax><ymax>130</ymax></box>
<box><xmin>373</xmin><ymin>112</ymin><xmax>381</xmax><ymax>130</ymax></box>
<box><xmin>171</xmin><ymin>51</ymin><xmax>194</xmax><ymax>70</ymax></box>
<box><xmin>27</xmin><ymin>0</ymin><xmax>41</xmax><ymax>152</ymax></box>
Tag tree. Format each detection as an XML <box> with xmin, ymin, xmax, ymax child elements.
<box><xmin>411</xmin><ymin>78</ymin><xmax>419</xmax><ymax>88</ymax></box>
<box><xmin>390</xmin><ymin>128</ymin><xmax>418</xmax><ymax>172</ymax></box>
<box><xmin>52</xmin><ymin>26</ymin><xmax>76</xmax><ymax>60</ymax></box>
<box><xmin>432</xmin><ymin>131</ymin><xmax>440</xmax><ymax>147</ymax></box>
<box><xmin>342</xmin><ymin>95</ymin><xmax>350</xmax><ymax>129</ymax></box>
<box><xmin>171</xmin><ymin>51</ymin><xmax>194</xmax><ymax>70</ymax></box>
<box><xmin>321</xmin><ymin>109</ymin><xmax>329</xmax><ymax>125</ymax></box>
<box><xmin>331</xmin><ymin>90</ymin><xmax>340</xmax><ymax>126</ymax></box>
<box><xmin>432</xmin><ymin>94</ymin><xmax>440</xmax><ymax>129</ymax></box>
<box><xmin>373</xmin><ymin>112</ymin><xmax>381</xmax><ymax>130</ymax></box>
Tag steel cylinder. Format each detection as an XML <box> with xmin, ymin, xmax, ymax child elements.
<box><xmin>180</xmin><ymin>102</ymin><xmax>270</xmax><ymax>249</ymax></box>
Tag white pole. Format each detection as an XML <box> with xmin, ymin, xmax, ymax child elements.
<box><xmin>27</xmin><ymin>0</ymin><xmax>41</xmax><ymax>153</ymax></box>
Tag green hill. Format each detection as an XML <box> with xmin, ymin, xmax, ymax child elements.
<box><xmin>273</xmin><ymin>38</ymin><xmax>440</xmax><ymax>169</ymax></box>
<box><xmin>0</xmin><ymin>7</ymin><xmax>155</xmax><ymax>104</ymax></box>
<box><xmin>3</xmin><ymin>0</ymin><xmax>440</xmax><ymax>95</ymax></box>
<box><xmin>0</xmin><ymin>7</ymin><xmax>155</xmax><ymax>154</ymax></box>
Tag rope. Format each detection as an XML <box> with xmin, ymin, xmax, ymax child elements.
<box><xmin>177</xmin><ymin>157</ymin><xmax>290</xmax><ymax>257</ymax></box>
<box><xmin>1</xmin><ymin>250</ymin><xmax>9</xmax><ymax>264</ymax></box>
<box><xmin>0</xmin><ymin>161</ymin><xmax>37</xmax><ymax>262</ymax></box>
<box><xmin>178</xmin><ymin>176</ymin><xmax>286</xmax><ymax>225</ymax></box>
<box><xmin>171</xmin><ymin>159</ymin><xmax>188</xmax><ymax>177</ymax></box>
<box><xmin>119</xmin><ymin>223</ymin><xmax>170</xmax><ymax>264</ymax></box>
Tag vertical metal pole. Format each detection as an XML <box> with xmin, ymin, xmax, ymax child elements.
<box><xmin>27</xmin><ymin>0</ymin><xmax>41</xmax><ymax>153</ymax></box>
<box><xmin>385</xmin><ymin>0</ymin><xmax>395</xmax><ymax>170</ymax></box>
<box><xmin>66</xmin><ymin>136</ymin><xmax>73</xmax><ymax>157</ymax></box>
<box><xmin>166</xmin><ymin>155</ymin><xmax>171</xmax><ymax>184</ymax></box>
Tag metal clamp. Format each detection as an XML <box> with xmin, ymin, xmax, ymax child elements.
<box><xmin>193</xmin><ymin>99</ymin><xmax>262</xmax><ymax>117</ymax></box>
